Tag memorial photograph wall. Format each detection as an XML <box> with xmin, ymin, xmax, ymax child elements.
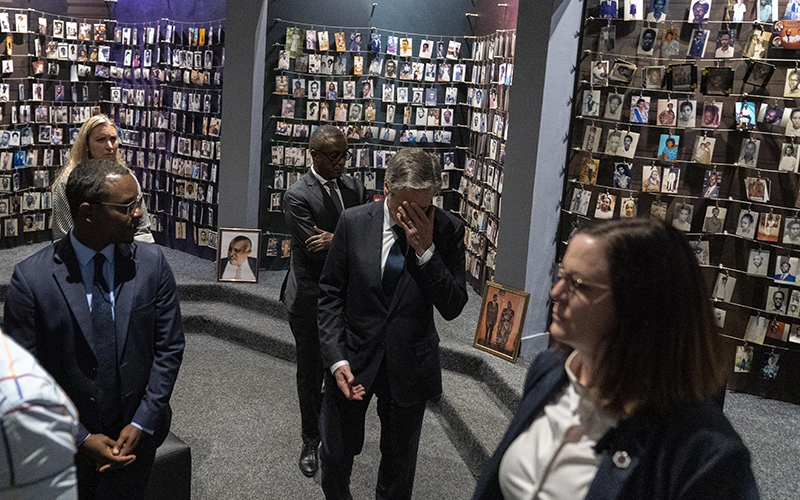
<box><xmin>261</xmin><ymin>15</ymin><xmax>516</xmax><ymax>293</ymax></box>
<box><xmin>559</xmin><ymin>0</ymin><xmax>800</xmax><ymax>403</ymax></box>
<box><xmin>0</xmin><ymin>8</ymin><xmax>112</xmax><ymax>248</ymax></box>
<box><xmin>261</xmin><ymin>21</ymin><xmax>469</xmax><ymax>269</ymax></box>
<box><xmin>108</xmin><ymin>18</ymin><xmax>225</xmax><ymax>260</ymax></box>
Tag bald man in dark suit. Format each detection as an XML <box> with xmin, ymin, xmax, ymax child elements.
<box><xmin>280</xmin><ymin>125</ymin><xmax>369</xmax><ymax>477</ymax></box>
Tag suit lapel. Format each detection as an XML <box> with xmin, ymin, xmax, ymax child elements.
<box><xmin>52</xmin><ymin>238</ymin><xmax>96</xmax><ymax>356</ymax></box>
<box><xmin>113</xmin><ymin>243</ymin><xmax>137</xmax><ymax>360</ymax></box>
<box><xmin>338</xmin><ymin>177</ymin><xmax>359</xmax><ymax>209</ymax></box>
<box><xmin>305</xmin><ymin>171</ymin><xmax>340</xmax><ymax>232</ymax></box>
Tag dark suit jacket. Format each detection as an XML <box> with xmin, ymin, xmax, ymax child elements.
<box><xmin>280</xmin><ymin>170</ymin><xmax>369</xmax><ymax>315</ymax></box>
<box><xmin>473</xmin><ymin>349</ymin><xmax>760</xmax><ymax>500</ymax></box>
<box><xmin>219</xmin><ymin>256</ymin><xmax>259</xmax><ymax>280</ymax></box>
<box><xmin>3</xmin><ymin>237</ymin><xmax>185</xmax><ymax>445</ymax></box>
<box><xmin>318</xmin><ymin>200</ymin><xmax>467</xmax><ymax>407</ymax></box>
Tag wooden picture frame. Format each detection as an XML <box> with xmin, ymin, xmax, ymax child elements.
<box><xmin>216</xmin><ymin>228</ymin><xmax>261</xmax><ymax>283</ymax></box>
<box><xmin>473</xmin><ymin>282</ymin><xmax>530</xmax><ymax>363</ymax></box>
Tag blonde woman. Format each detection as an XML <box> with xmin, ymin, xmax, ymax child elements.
<box><xmin>51</xmin><ymin>114</ymin><xmax>153</xmax><ymax>242</ymax></box>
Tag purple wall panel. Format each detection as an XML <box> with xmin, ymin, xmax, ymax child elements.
<box><xmin>473</xmin><ymin>0</ymin><xmax>518</xmax><ymax>34</ymax></box>
<box><xmin>113</xmin><ymin>0</ymin><xmax>226</xmax><ymax>24</ymax></box>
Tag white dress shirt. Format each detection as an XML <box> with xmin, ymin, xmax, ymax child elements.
<box><xmin>311</xmin><ymin>166</ymin><xmax>344</xmax><ymax>208</ymax></box>
<box><xmin>498</xmin><ymin>352</ymin><xmax>617</xmax><ymax>500</ymax></box>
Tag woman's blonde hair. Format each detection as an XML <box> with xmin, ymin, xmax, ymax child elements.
<box><xmin>55</xmin><ymin>114</ymin><xmax>122</xmax><ymax>184</ymax></box>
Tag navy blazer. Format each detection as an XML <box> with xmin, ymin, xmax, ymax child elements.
<box><xmin>473</xmin><ymin>349</ymin><xmax>760</xmax><ymax>500</ymax></box>
<box><xmin>317</xmin><ymin>199</ymin><xmax>467</xmax><ymax>407</ymax></box>
<box><xmin>3</xmin><ymin>237</ymin><xmax>184</xmax><ymax>445</ymax></box>
<box><xmin>280</xmin><ymin>170</ymin><xmax>369</xmax><ymax>315</ymax></box>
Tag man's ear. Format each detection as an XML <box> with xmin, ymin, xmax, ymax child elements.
<box><xmin>76</xmin><ymin>202</ymin><xmax>95</xmax><ymax>224</ymax></box>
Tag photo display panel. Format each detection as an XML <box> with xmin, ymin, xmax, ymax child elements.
<box><xmin>559</xmin><ymin>0</ymin><xmax>800</xmax><ymax>403</ymax></box>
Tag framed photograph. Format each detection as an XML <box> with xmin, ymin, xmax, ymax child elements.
<box><xmin>678</xmin><ymin>98</ymin><xmax>697</xmax><ymax>126</ymax></box>
<box><xmin>774</xmin><ymin>256</ymin><xmax>799</xmax><ymax>284</ymax></box>
<box><xmin>661</xmin><ymin>28</ymin><xmax>680</xmax><ymax>56</ymax></box>
<box><xmin>757</xmin><ymin>212</ymin><xmax>780</xmax><ymax>242</ymax></box>
<box><xmin>473</xmin><ymin>282</ymin><xmax>530</xmax><ymax>363</ymax></box>
<box><xmin>714</xmin><ymin>29</ymin><xmax>735</xmax><ymax>58</ymax></box>
<box><xmin>668</xmin><ymin>63</ymin><xmax>696</xmax><ymax>91</ymax></box>
<box><xmin>773</xmin><ymin>19</ymin><xmax>800</xmax><ymax>50</ymax></box>
<box><xmin>712</xmin><ymin>272</ymin><xmax>735</xmax><ymax>302</ymax></box>
<box><xmin>629</xmin><ymin>95</ymin><xmax>650</xmax><ymax>123</ymax></box>
<box><xmin>702</xmin><ymin>205</ymin><xmax>726</xmax><ymax>233</ymax></box>
<box><xmin>624</xmin><ymin>0</ymin><xmax>643</xmax><ymax>20</ymax></box>
<box><xmin>217</xmin><ymin>228</ymin><xmax>261</xmax><ymax>283</ymax></box>
<box><xmin>591</xmin><ymin>60</ymin><xmax>609</xmax><ymax>86</ymax></box>
<box><xmin>744</xmin><ymin>61</ymin><xmax>774</xmax><ymax>88</ymax></box>
<box><xmin>604</xmin><ymin>92</ymin><xmax>623</xmax><ymax>120</ymax></box>
<box><xmin>646</xmin><ymin>0</ymin><xmax>670</xmax><ymax>21</ymax></box>
<box><xmin>736</xmin><ymin>314</ymin><xmax>769</xmax><ymax>344</ymax></box>
<box><xmin>747</xmin><ymin>248</ymin><xmax>769</xmax><ymax>276</ymax></box>
<box><xmin>656</xmin><ymin>98</ymin><xmax>677</xmax><ymax>126</ymax></box>
<box><xmin>701</xmin><ymin>101</ymin><xmax>723</xmax><ymax>127</ymax></box>
<box><xmin>617</xmin><ymin>131</ymin><xmax>639</xmax><ymax>158</ymax></box>
<box><xmin>609</xmin><ymin>59</ymin><xmax>637</xmax><ymax>84</ymax></box>
<box><xmin>687</xmin><ymin>28</ymin><xmax>709</xmax><ymax>58</ymax></box>
<box><xmin>689</xmin><ymin>0</ymin><xmax>710</xmax><ymax>23</ymax></box>
<box><xmin>643</xmin><ymin>66</ymin><xmax>664</xmax><ymax>89</ymax></box>
<box><xmin>692</xmin><ymin>136</ymin><xmax>715</xmax><ymax>164</ymax></box>
<box><xmin>599</xmin><ymin>25</ymin><xmax>616</xmax><ymax>53</ymax></box>
<box><xmin>701</xmin><ymin>67</ymin><xmax>734</xmax><ymax>96</ymax></box>
<box><xmin>638</xmin><ymin>27</ymin><xmax>658</xmax><ymax>55</ymax></box>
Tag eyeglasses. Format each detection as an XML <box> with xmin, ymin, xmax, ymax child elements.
<box><xmin>93</xmin><ymin>194</ymin><xmax>143</xmax><ymax>216</ymax></box>
<box><xmin>313</xmin><ymin>149</ymin><xmax>352</xmax><ymax>164</ymax></box>
<box><xmin>551</xmin><ymin>263</ymin><xmax>611</xmax><ymax>296</ymax></box>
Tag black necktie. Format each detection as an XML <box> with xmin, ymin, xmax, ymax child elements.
<box><xmin>326</xmin><ymin>181</ymin><xmax>344</xmax><ymax>213</ymax></box>
<box><xmin>382</xmin><ymin>226</ymin><xmax>406</xmax><ymax>300</ymax></box>
<box><xmin>92</xmin><ymin>253</ymin><xmax>120</xmax><ymax>426</ymax></box>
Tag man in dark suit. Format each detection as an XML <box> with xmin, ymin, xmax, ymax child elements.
<box><xmin>317</xmin><ymin>149</ymin><xmax>467</xmax><ymax>499</ymax></box>
<box><xmin>3</xmin><ymin>159</ymin><xmax>185</xmax><ymax>499</ymax></box>
<box><xmin>280</xmin><ymin>125</ymin><xmax>369</xmax><ymax>477</ymax></box>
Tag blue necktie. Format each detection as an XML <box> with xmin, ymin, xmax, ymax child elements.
<box><xmin>382</xmin><ymin>226</ymin><xmax>406</xmax><ymax>300</ymax></box>
<box><xmin>92</xmin><ymin>253</ymin><xmax>120</xmax><ymax>427</ymax></box>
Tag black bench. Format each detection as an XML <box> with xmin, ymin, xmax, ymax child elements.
<box><xmin>146</xmin><ymin>431</ymin><xmax>192</xmax><ymax>500</ymax></box>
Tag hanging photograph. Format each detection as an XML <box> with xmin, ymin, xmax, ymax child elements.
<box><xmin>668</xmin><ymin>63</ymin><xmax>696</xmax><ymax>91</ymax></box>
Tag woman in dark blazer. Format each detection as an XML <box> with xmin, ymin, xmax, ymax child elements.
<box><xmin>473</xmin><ymin>219</ymin><xmax>759</xmax><ymax>500</ymax></box>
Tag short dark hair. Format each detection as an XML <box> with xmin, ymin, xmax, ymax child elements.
<box><xmin>609</xmin><ymin>94</ymin><xmax>622</xmax><ymax>104</ymax></box>
<box><xmin>65</xmin><ymin>159</ymin><xmax>131</xmax><ymax>215</ymax></box>
<box><xmin>310</xmin><ymin>124</ymin><xmax>345</xmax><ymax>150</ymax></box>
<box><xmin>573</xmin><ymin>218</ymin><xmax>727</xmax><ymax>416</ymax></box>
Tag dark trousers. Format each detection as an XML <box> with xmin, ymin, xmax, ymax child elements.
<box><xmin>319</xmin><ymin>360</ymin><xmax>427</xmax><ymax>500</ymax></box>
<box><xmin>289</xmin><ymin>311</ymin><xmax>325</xmax><ymax>446</ymax></box>
<box><xmin>76</xmin><ymin>432</ymin><xmax>158</xmax><ymax>500</ymax></box>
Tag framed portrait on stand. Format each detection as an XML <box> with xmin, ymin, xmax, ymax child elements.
<box><xmin>217</xmin><ymin>228</ymin><xmax>261</xmax><ymax>283</ymax></box>
<box><xmin>473</xmin><ymin>282</ymin><xmax>530</xmax><ymax>363</ymax></box>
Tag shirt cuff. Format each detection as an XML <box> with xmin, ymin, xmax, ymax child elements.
<box><xmin>131</xmin><ymin>422</ymin><xmax>154</xmax><ymax>435</ymax></box>
<box><xmin>415</xmin><ymin>243</ymin><xmax>436</xmax><ymax>266</ymax></box>
<box><xmin>330</xmin><ymin>360</ymin><xmax>349</xmax><ymax>374</ymax></box>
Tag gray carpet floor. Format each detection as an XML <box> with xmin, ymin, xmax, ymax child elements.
<box><xmin>171</xmin><ymin>333</ymin><xmax>476</xmax><ymax>499</ymax></box>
